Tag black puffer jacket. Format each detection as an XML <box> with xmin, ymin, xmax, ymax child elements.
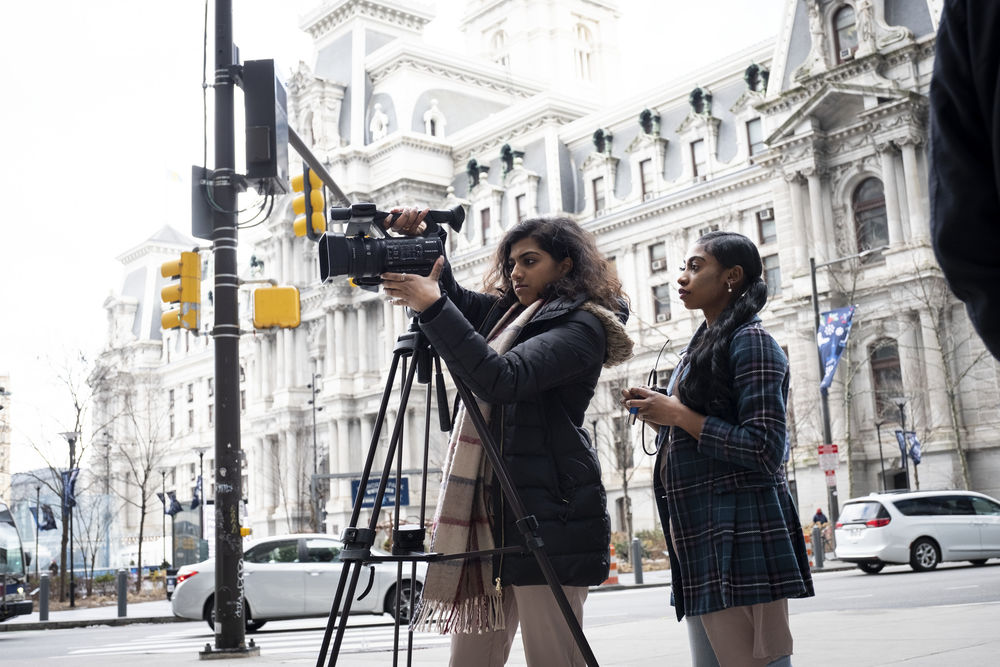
<box><xmin>417</xmin><ymin>262</ymin><xmax>632</xmax><ymax>587</ymax></box>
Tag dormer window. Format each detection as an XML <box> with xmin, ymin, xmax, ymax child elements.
<box><xmin>834</xmin><ymin>5</ymin><xmax>858</xmax><ymax>63</ymax></box>
<box><xmin>491</xmin><ymin>30</ymin><xmax>509</xmax><ymax>67</ymax></box>
<box><xmin>575</xmin><ymin>24</ymin><xmax>593</xmax><ymax>81</ymax></box>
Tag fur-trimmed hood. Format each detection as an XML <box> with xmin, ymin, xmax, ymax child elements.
<box><xmin>579</xmin><ymin>301</ymin><xmax>634</xmax><ymax>368</ymax></box>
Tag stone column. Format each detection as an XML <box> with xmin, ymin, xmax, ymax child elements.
<box><xmin>334</xmin><ymin>309</ymin><xmax>346</xmax><ymax>373</ymax></box>
<box><xmin>877</xmin><ymin>142</ymin><xmax>905</xmax><ymax>246</ymax></box>
<box><xmin>805</xmin><ymin>168</ymin><xmax>829</xmax><ymax>262</ymax></box>
<box><xmin>900</xmin><ymin>138</ymin><xmax>928</xmax><ymax>241</ymax></box>
<box><xmin>284</xmin><ymin>329</ymin><xmax>296</xmax><ymax>388</ymax></box>
<box><xmin>358</xmin><ymin>303</ymin><xmax>370</xmax><ymax>374</ymax></box>
<box><xmin>918</xmin><ymin>309</ymin><xmax>950</xmax><ymax>430</ymax></box>
<box><xmin>325</xmin><ymin>310</ymin><xmax>336</xmax><ymax>376</ymax></box>
<box><xmin>785</xmin><ymin>171</ymin><xmax>809</xmax><ymax>271</ymax></box>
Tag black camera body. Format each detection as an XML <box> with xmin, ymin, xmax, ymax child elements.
<box><xmin>317</xmin><ymin>202</ymin><xmax>464</xmax><ymax>288</ymax></box>
<box><xmin>318</xmin><ymin>233</ymin><xmax>445</xmax><ymax>286</ymax></box>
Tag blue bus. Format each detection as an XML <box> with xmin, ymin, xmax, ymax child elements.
<box><xmin>1</xmin><ymin>502</ymin><xmax>32</xmax><ymax>622</ymax></box>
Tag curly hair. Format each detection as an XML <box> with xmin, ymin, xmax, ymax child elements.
<box><xmin>481</xmin><ymin>217</ymin><xmax>628</xmax><ymax>312</ymax></box>
<box><xmin>677</xmin><ymin>231</ymin><xmax>769</xmax><ymax>414</ymax></box>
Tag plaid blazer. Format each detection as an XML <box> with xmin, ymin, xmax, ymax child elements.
<box><xmin>654</xmin><ymin>318</ymin><xmax>814</xmax><ymax>620</ymax></box>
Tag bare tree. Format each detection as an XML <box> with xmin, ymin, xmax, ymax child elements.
<box><xmin>110</xmin><ymin>369</ymin><xmax>173</xmax><ymax>592</ymax></box>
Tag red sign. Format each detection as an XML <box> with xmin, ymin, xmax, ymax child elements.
<box><xmin>818</xmin><ymin>444</ymin><xmax>839</xmax><ymax>473</ymax></box>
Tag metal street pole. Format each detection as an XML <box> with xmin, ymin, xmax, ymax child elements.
<box><xmin>194</xmin><ymin>447</ymin><xmax>208</xmax><ymax>555</ymax></box>
<box><xmin>161</xmin><ymin>470</ymin><xmax>166</xmax><ymax>564</ymax></box>
<box><xmin>104</xmin><ymin>435</ymin><xmax>112</xmax><ymax>571</ymax></box>
<box><xmin>310</xmin><ymin>369</ymin><xmax>319</xmax><ymax>532</ymax></box>
<box><xmin>34</xmin><ymin>486</ymin><xmax>40</xmax><ymax>584</ymax></box>
<box><xmin>895</xmin><ymin>399</ymin><xmax>911</xmax><ymax>490</ymax></box>
<box><xmin>60</xmin><ymin>431</ymin><xmax>78</xmax><ymax>607</ymax></box>
<box><xmin>210</xmin><ymin>0</ymin><xmax>250</xmax><ymax>655</ymax></box>
<box><xmin>875</xmin><ymin>422</ymin><xmax>887</xmax><ymax>492</ymax></box>
<box><xmin>807</xmin><ymin>247</ymin><xmax>886</xmax><ymax>523</ymax></box>
<box><xmin>810</xmin><ymin>257</ymin><xmax>839</xmax><ymax>525</ymax></box>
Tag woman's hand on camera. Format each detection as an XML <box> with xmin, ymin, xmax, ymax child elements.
<box><xmin>382</xmin><ymin>256</ymin><xmax>445</xmax><ymax>312</ymax></box>
<box><xmin>621</xmin><ymin>386</ymin><xmax>705</xmax><ymax>438</ymax></box>
<box><xmin>382</xmin><ymin>206</ymin><xmax>429</xmax><ymax>236</ymax></box>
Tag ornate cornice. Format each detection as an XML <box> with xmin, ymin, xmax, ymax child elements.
<box><xmin>301</xmin><ymin>0</ymin><xmax>433</xmax><ymax>42</ymax></box>
<box><xmin>454</xmin><ymin>112</ymin><xmax>577</xmax><ymax>165</ymax></box>
<box><xmin>369</xmin><ymin>54</ymin><xmax>539</xmax><ymax>100</ymax></box>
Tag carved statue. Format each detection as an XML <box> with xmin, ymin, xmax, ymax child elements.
<box><xmin>369</xmin><ymin>103</ymin><xmax>389</xmax><ymax>142</ymax></box>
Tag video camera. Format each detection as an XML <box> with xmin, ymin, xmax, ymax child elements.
<box><xmin>317</xmin><ymin>202</ymin><xmax>465</xmax><ymax>287</ymax></box>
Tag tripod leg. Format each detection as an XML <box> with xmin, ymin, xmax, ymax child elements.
<box><xmin>317</xmin><ymin>350</ymin><xmax>424</xmax><ymax>667</ymax></box>
<box><xmin>450</xmin><ymin>375</ymin><xmax>601</xmax><ymax>667</ymax></box>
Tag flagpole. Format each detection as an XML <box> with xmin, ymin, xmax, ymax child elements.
<box><xmin>161</xmin><ymin>470</ymin><xmax>167</xmax><ymax>565</ymax></box>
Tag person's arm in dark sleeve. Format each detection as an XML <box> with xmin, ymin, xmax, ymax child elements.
<box><xmin>419</xmin><ymin>300</ymin><xmax>605</xmax><ymax>403</ymax></box>
<box><xmin>929</xmin><ymin>0</ymin><xmax>1000</xmax><ymax>359</ymax></box>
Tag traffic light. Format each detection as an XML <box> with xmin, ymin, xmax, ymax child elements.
<box><xmin>292</xmin><ymin>166</ymin><xmax>326</xmax><ymax>241</ymax></box>
<box><xmin>160</xmin><ymin>251</ymin><xmax>201</xmax><ymax>331</ymax></box>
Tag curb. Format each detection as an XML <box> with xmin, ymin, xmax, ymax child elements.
<box><xmin>0</xmin><ymin>614</ymin><xmax>188</xmax><ymax>632</ymax></box>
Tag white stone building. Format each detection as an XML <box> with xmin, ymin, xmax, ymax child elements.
<box><xmin>92</xmin><ymin>0</ymin><xmax>1000</xmax><ymax>566</ymax></box>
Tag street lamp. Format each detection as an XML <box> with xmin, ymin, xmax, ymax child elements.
<box><xmin>809</xmin><ymin>246</ymin><xmax>886</xmax><ymax>524</ymax></box>
<box><xmin>874</xmin><ymin>421</ymin><xmax>888</xmax><ymax>492</ymax></box>
<box><xmin>59</xmin><ymin>431</ymin><xmax>79</xmax><ymax>608</ymax></box>
<box><xmin>160</xmin><ymin>469</ymin><xmax>167</xmax><ymax>565</ymax></box>
<box><xmin>308</xmin><ymin>367</ymin><xmax>324</xmax><ymax>532</ymax></box>
<box><xmin>194</xmin><ymin>446</ymin><xmax>209</xmax><ymax>557</ymax></box>
<box><xmin>891</xmin><ymin>397</ymin><xmax>910</xmax><ymax>490</ymax></box>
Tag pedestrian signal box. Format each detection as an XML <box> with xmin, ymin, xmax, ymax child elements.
<box><xmin>253</xmin><ymin>286</ymin><xmax>300</xmax><ymax>329</ymax></box>
<box><xmin>161</xmin><ymin>251</ymin><xmax>201</xmax><ymax>331</ymax></box>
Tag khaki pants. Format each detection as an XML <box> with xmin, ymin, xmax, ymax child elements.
<box><xmin>449</xmin><ymin>584</ymin><xmax>589</xmax><ymax>667</ymax></box>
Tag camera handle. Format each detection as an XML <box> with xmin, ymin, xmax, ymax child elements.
<box><xmin>315</xmin><ymin>317</ymin><xmax>599</xmax><ymax>667</ymax></box>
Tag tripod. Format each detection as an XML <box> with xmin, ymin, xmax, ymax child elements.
<box><xmin>315</xmin><ymin>318</ymin><xmax>599</xmax><ymax>667</ymax></box>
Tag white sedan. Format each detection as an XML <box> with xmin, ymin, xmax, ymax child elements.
<box><xmin>170</xmin><ymin>533</ymin><xmax>425</xmax><ymax>631</ymax></box>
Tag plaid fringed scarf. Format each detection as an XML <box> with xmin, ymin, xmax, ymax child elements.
<box><xmin>410</xmin><ymin>299</ymin><xmax>543</xmax><ymax>635</ymax></box>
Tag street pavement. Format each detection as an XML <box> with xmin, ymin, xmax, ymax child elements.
<box><xmin>3</xmin><ymin>561</ymin><xmax>999</xmax><ymax>666</ymax></box>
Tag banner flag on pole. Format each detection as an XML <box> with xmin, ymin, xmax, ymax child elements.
<box><xmin>40</xmin><ymin>504</ymin><xmax>58</xmax><ymax>530</ymax></box>
<box><xmin>61</xmin><ymin>468</ymin><xmax>80</xmax><ymax>508</ymax></box>
<box><xmin>894</xmin><ymin>429</ymin><xmax>906</xmax><ymax>458</ymax></box>
<box><xmin>817</xmin><ymin>306</ymin><xmax>856</xmax><ymax>395</ymax></box>
<box><xmin>166</xmin><ymin>490</ymin><xmax>183</xmax><ymax>516</ymax></box>
<box><xmin>190</xmin><ymin>475</ymin><xmax>202</xmax><ymax>511</ymax></box>
<box><xmin>907</xmin><ymin>432</ymin><xmax>921</xmax><ymax>464</ymax></box>
<box><xmin>29</xmin><ymin>506</ymin><xmax>39</xmax><ymax>527</ymax></box>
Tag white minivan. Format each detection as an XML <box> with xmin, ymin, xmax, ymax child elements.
<box><xmin>834</xmin><ymin>490</ymin><xmax>1000</xmax><ymax>573</ymax></box>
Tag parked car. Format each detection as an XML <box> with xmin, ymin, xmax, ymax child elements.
<box><xmin>834</xmin><ymin>490</ymin><xmax>1000</xmax><ymax>573</ymax></box>
<box><xmin>170</xmin><ymin>533</ymin><xmax>425</xmax><ymax>631</ymax></box>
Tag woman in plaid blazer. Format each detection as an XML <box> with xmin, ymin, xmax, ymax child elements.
<box><xmin>624</xmin><ymin>231</ymin><xmax>813</xmax><ymax>666</ymax></box>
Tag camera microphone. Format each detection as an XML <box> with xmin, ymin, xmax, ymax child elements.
<box><xmin>329</xmin><ymin>203</ymin><xmax>466</xmax><ymax>234</ymax></box>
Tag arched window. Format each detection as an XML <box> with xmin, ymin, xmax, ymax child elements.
<box><xmin>574</xmin><ymin>24</ymin><xmax>593</xmax><ymax>81</ymax></box>
<box><xmin>869</xmin><ymin>339</ymin><xmax>902</xmax><ymax>421</ymax></box>
<box><xmin>491</xmin><ymin>30</ymin><xmax>509</xmax><ymax>67</ymax></box>
<box><xmin>853</xmin><ymin>177</ymin><xmax>889</xmax><ymax>253</ymax></box>
<box><xmin>834</xmin><ymin>4</ymin><xmax>858</xmax><ymax>62</ymax></box>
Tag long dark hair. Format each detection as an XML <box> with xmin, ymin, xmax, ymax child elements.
<box><xmin>482</xmin><ymin>216</ymin><xmax>628</xmax><ymax>312</ymax></box>
<box><xmin>677</xmin><ymin>231</ymin><xmax>768</xmax><ymax>413</ymax></box>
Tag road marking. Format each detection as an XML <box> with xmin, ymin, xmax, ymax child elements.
<box><xmin>832</xmin><ymin>594</ymin><xmax>874</xmax><ymax>600</ymax></box>
<box><xmin>945</xmin><ymin>585</ymin><xmax>979</xmax><ymax>590</ymax></box>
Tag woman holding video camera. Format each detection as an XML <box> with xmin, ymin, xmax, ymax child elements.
<box><xmin>382</xmin><ymin>208</ymin><xmax>632</xmax><ymax>667</ymax></box>
<box><xmin>622</xmin><ymin>231</ymin><xmax>812</xmax><ymax>667</ymax></box>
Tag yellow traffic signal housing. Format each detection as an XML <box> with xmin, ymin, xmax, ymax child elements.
<box><xmin>291</xmin><ymin>166</ymin><xmax>326</xmax><ymax>241</ymax></box>
<box><xmin>253</xmin><ymin>286</ymin><xmax>300</xmax><ymax>329</ymax></box>
<box><xmin>160</xmin><ymin>251</ymin><xmax>202</xmax><ymax>331</ymax></box>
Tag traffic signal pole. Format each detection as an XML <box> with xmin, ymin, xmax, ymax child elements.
<box><xmin>207</xmin><ymin>0</ymin><xmax>254</xmax><ymax>656</ymax></box>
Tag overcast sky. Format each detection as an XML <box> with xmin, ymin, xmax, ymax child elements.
<box><xmin>0</xmin><ymin>0</ymin><xmax>784</xmax><ymax>472</ymax></box>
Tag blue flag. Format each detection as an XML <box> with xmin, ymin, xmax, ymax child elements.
<box><xmin>159</xmin><ymin>490</ymin><xmax>183</xmax><ymax>516</ymax></box>
<box><xmin>40</xmin><ymin>504</ymin><xmax>58</xmax><ymax>530</ymax></box>
<box><xmin>190</xmin><ymin>475</ymin><xmax>202</xmax><ymax>511</ymax></box>
<box><xmin>907</xmin><ymin>432</ymin><xmax>922</xmax><ymax>464</ymax></box>
<box><xmin>817</xmin><ymin>306</ymin><xmax>856</xmax><ymax>395</ymax></box>
<box><xmin>61</xmin><ymin>468</ymin><xmax>80</xmax><ymax>509</ymax></box>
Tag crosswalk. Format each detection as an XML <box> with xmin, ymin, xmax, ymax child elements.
<box><xmin>66</xmin><ymin>624</ymin><xmax>451</xmax><ymax>658</ymax></box>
